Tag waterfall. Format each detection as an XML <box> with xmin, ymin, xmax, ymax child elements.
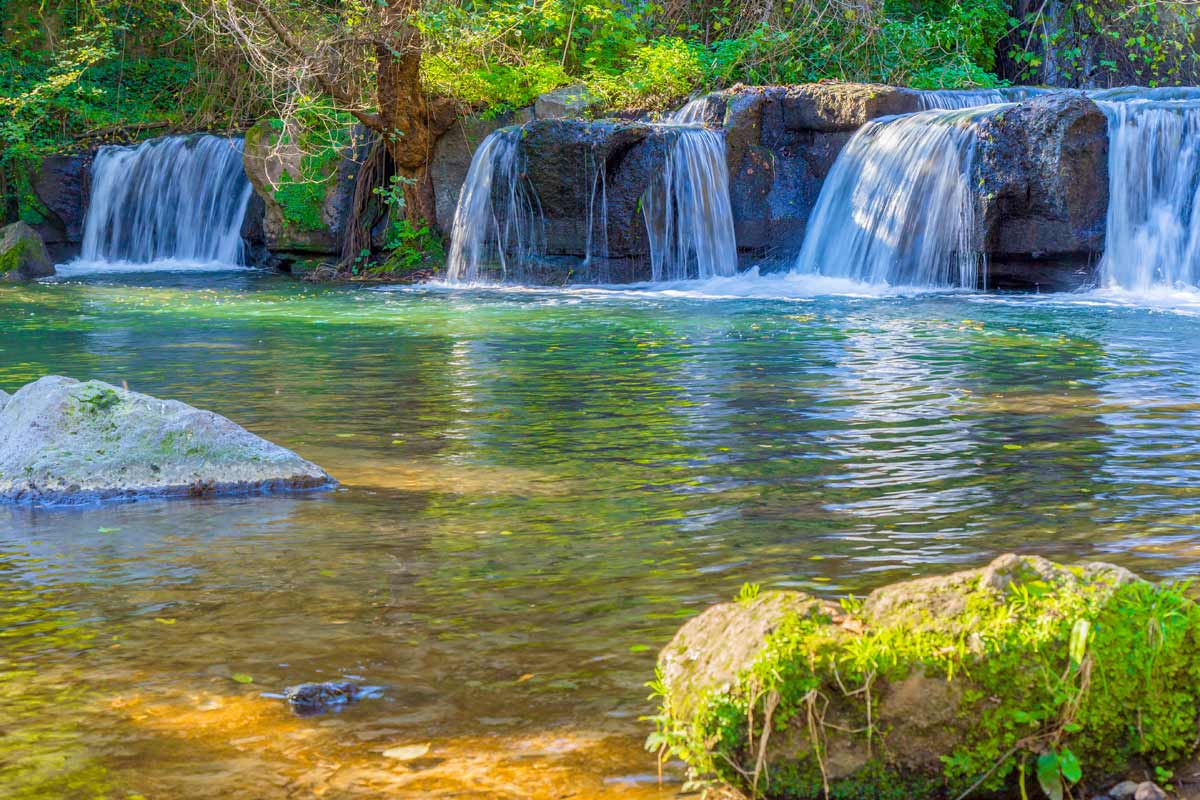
<box><xmin>639</xmin><ymin>97</ymin><xmax>738</xmax><ymax>281</ymax></box>
<box><xmin>1092</xmin><ymin>89</ymin><xmax>1200</xmax><ymax>291</ymax></box>
<box><xmin>792</xmin><ymin>105</ymin><xmax>1003</xmax><ymax>288</ymax></box>
<box><xmin>445</xmin><ymin>128</ymin><xmax>544</xmax><ymax>284</ymax></box>
<box><xmin>79</xmin><ymin>135</ymin><xmax>252</xmax><ymax>267</ymax></box>
<box><xmin>918</xmin><ymin>87</ymin><xmax>1048</xmax><ymax>110</ymax></box>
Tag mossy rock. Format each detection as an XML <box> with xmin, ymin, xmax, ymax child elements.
<box><xmin>0</xmin><ymin>221</ymin><xmax>55</xmax><ymax>281</ymax></box>
<box><xmin>242</xmin><ymin>118</ymin><xmax>370</xmax><ymax>254</ymax></box>
<box><xmin>651</xmin><ymin>554</ymin><xmax>1200</xmax><ymax>799</ymax></box>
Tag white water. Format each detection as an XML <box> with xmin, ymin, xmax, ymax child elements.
<box><xmin>792</xmin><ymin>104</ymin><xmax>1004</xmax><ymax>288</ymax></box>
<box><xmin>1093</xmin><ymin>89</ymin><xmax>1200</xmax><ymax>291</ymax></box>
<box><xmin>77</xmin><ymin>135</ymin><xmax>252</xmax><ymax>270</ymax></box>
<box><xmin>444</xmin><ymin>128</ymin><xmax>544</xmax><ymax>284</ymax></box>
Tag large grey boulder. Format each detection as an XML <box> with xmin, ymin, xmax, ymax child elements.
<box><xmin>0</xmin><ymin>377</ymin><xmax>333</xmax><ymax>505</ymax></box>
<box><xmin>974</xmin><ymin>92</ymin><xmax>1109</xmax><ymax>289</ymax></box>
<box><xmin>0</xmin><ymin>222</ymin><xmax>55</xmax><ymax>281</ymax></box>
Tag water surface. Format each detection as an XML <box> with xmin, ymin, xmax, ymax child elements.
<box><xmin>5</xmin><ymin>271</ymin><xmax>1200</xmax><ymax>798</ymax></box>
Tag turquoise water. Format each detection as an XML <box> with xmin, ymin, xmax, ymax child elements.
<box><xmin>4</xmin><ymin>270</ymin><xmax>1200</xmax><ymax>798</ymax></box>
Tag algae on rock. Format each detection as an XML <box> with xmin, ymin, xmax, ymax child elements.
<box><xmin>650</xmin><ymin>554</ymin><xmax>1200</xmax><ymax>799</ymax></box>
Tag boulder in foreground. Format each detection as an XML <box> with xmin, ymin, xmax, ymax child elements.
<box><xmin>0</xmin><ymin>376</ymin><xmax>334</xmax><ymax>505</ymax></box>
<box><xmin>651</xmin><ymin>554</ymin><xmax>1200</xmax><ymax>799</ymax></box>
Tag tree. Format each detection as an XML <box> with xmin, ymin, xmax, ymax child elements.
<box><xmin>189</xmin><ymin>0</ymin><xmax>453</xmax><ymax>227</ymax></box>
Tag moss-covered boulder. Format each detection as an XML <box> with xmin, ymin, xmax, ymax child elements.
<box><xmin>241</xmin><ymin>119</ymin><xmax>370</xmax><ymax>256</ymax></box>
<box><xmin>651</xmin><ymin>554</ymin><xmax>1200</xmax><ymax>799</ymax></box>
<box><xmin>0</xmin><ymin>222</ymin><xmax>55</xmax><ymax>281</ymax></box>
<box><xmin>0</xmin><ymin>376</ymin><xmax>334</xmax><ymax>505</ymax></box>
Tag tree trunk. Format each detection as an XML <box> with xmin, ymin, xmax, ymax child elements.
<box><xmin>376</xmin><ymin>0</ymin><xmax>439</xmax><ymax>226</ymax></box>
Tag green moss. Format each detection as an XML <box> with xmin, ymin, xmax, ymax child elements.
<box><xmin>650</xmin><ymin>562</ymin><xmax>1200</xmax><ymax>799</ymax></box>
<box><xmin>0</xmin><ymin>237</ymin><xmax>28</xmax><ymax>274</ymax></box>
<box><xmin>263</xmin><ymin>120</ymin><xmax>351</xmax><ymax>234</ymax></box>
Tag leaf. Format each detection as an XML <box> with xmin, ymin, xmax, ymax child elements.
<box><xmin>382</xmin><ymin>743</ymin><xmax>430</xmax><ymax>761</ymax></box>
<box><xmin>1037</xmin><ymin>752</ymin><xmax>1063</xmax><ymax>800</ymax></box>
<box><xmin>97</xmin><ymin>527</ymin><xmax>121</xmax><ymax>534</ymax></box>
<box><xmin>154</xmin><ymin>617</ymin><xmax>176</xmax><ymax>625</ymax></box>
<box><xmin>1058</xmin><ymin>748</ymin><xmax>1082</xmax><ymax>784</ymax></box>
<box><xmin>231</xmin><ymin>673</ymin><xmax>254</xmax><ymax>684</ymax></box>
<box><xmin>629</xmin><ymin>644</ymin><xmax>650</xmax><ymax>653</ymax></box>
<box><xmin>516</xmin><ymin>673</ymin><xmax>534</xmax><ymax>682</ymax></box>
<box><xmin>1069</xmin><ymin>619</ymin><xmax>1091</xmax><ymax>666</ymax></box>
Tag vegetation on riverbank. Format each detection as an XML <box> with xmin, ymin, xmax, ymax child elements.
<box><xmin>649</xmin><ymin>555</ymin><xmax>1200</xmax><ymax>799</ymax></box>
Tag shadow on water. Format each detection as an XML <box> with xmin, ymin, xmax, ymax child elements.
<box><xmin>6</xmin><ymin>273</ymin><xmax>1200</xmax><ymax>796</ymax></box>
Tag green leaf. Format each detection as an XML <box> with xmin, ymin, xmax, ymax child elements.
<box><xmin>232</xmin><ymin>673</ymin><xmax>254</xmax><ymax>684</ymax></box>
<box><xmin>1069</xmin><ymin>618</ymin><xmax>1091</xmax><ymax>666</ymax></box>
<box><xmin>1059</xmin><ymin>748</ymin><xmax>1082</xmax><ymax>784</ymax></box>
<box><xmin>1037</xmin><ymin>752</ymin><xmax>1063</xmax><ymax>800</ymax></box>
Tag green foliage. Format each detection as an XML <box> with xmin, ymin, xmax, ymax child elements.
<box><xmin>367</xmin><ymin>175</ymin><xmax>444</xmax><ymax>276</ymax></box>
<box><xmin>1007</xmin><ymin>0</ymin><xmax>1200</xmax><ymax>86</ymax></box>
<box><xmin>649</xmin><ymin>568</ymin><xmax>1200</xmax><ymax>799</ymax></box>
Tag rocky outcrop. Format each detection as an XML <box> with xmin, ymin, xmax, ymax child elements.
<box><xmin>0</xmin><ymin>376</ymin><xmax>333</xmax><ymax>505</ymax></box>
<box><xmin>241</xmin><ymin>120</ymin><xmax>373</xmax><ymax>263</ymax></box>
<box><xmin>713</xmin><ymin>83</ymin><xmax>924</xmax><ymax>265</ymax></box>
<box><xmin>974</xmin><ymin>93</ymin><xmax>1109</xmax><ymax>290</ymax></box>
<box><xmin>654</xmin><ymin>554</ymin><xmax>1200</xmax><ymax>799</ymax></box>
<box><xmin>28</xmin><ymin>154</ymin><xmax>89</xmax><ymax>261</ymax></box>
<box><xmin>0</xmin><ymin>222</ymin><xmax>55</xmax><ymax>281</ymax></box>
<box><xmin>431</xmin><ymin>107</ymin><xmax>533</xmax><ymax>235</ymax></box>
<box><xmin>534</xmin><ymin>84</ymin><xmax>604</xmax><ymax>120</ymax></box>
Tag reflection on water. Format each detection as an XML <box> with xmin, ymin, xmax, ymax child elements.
<box><xmin>5</xmin><ymin>273</ymin><xmax>1200</xmax><ymax>797</ymax></box>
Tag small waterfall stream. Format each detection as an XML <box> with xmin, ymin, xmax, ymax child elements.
<box><xmin>792</xmin><ymin>104</ymin><xmax>1003</xmax><ymax>288</ymax></box>
<box><xmin>1092</xmin><ymin>89</ymin><xmax>1200</xmax><ymax>291</ymax></box>
<box><xmin>79</xmin><ymin>135</ymin><xmax>252</xmax><ymax>267</ymax></box>
<box><xmin>642</xmin><ymin>101</ymin><xmax>738</xmax><ymax>281</ymax></box>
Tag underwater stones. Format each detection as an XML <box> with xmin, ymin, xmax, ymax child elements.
<box><xmin>653</xmin><ymin>554</ymin><xmax>1200</xmax><ymax>799</ymax></box>
<box><xmin>973</xmin><ymin>92</ymin><xmax>1110</xmax><ymax>290</ymax></box>
<box><xmin>534</xmin><ymin>84</ymin><xmax>604</xmax><ymax>120</ymax></box>
<box><xmin>0</xmin><ymin>376</ymin><xmax>333</xmax><ymax>505</ymax></box>
<box><xmin>0</xmin><ymin>222</ymin><xmax>55</xmax><ymax>281</ymax></box>
<box><xmin>277</xmin><ymin>681</ymin><xmax>373</xmax><ymax>716</ymax></box>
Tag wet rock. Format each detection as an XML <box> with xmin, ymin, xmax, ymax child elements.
<box><xmin>716</xmin><ymin>83</ymin><xmax>921</xmax><ymax>265</ymax></box>
<box><xmin>1135</xmin><ymin>783</ymin><xmax>1168</xmax><ymax>800</ymax></box>
<box><xmin>0</xmin><ymin>222</ymin><xmax>55</xmax><ymax>281</ymax></box>
<box><xmin>430</xmin><ymin>107</ymin><xmax>533</xmax><ymax>236</ymax></box>
<box><xmin>974</xmin><ymin>92</ymin><xmax>1109</xmax><ymax>290</ymax></box>
<box><xmin>279</xmin><ymin>681</ymin><xmax>370</xmax><ymax>716</ymax></box>
<box><xmin>1110</xmin><ymin>782</ymin><xmax>1141</xmax><ymax>799</ymax></box>
<box><xmin>30</xmin><ymin>154</ymin><xmax>89</xmax><ymax>258</ymax></box>
<box><xmin>0</xmin><ymin>376</ymin><xmax>334</xmax><ymax>505</ymax></box>
<box><xmin>654</xmin><ymin>554</ymin><xmax>1197</xmax><ymax>799</ymax></box>
<box><xmin>242</xmin><ymin>119</ymin><xmax>373</xmax><ymax>256</ymax></box>
<box><xmin>534</xmin><ymin>84</ymin><xmax>604</xmax><ymax>120</ymax></box>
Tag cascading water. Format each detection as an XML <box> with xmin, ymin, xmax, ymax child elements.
<box><xmin>444</xmin><ymin>127</ymin><xmax>544</xmax><ymax>284</ymax></box>
<box><xmin>640</xmin><ymin>97</ymin><xmax>738</xmax><ymax>281</ymax></box>
<box><xmin>79</xmin><ymin>135</ymin><xmax>252</xmax><ymax>267</ymax></box>
<box><xmin>792</xmin><ymin>103</ymin><xmax>1005</xmax><ymax>288</ymax></box>
<box><xmin>1091</xmin><ymin>88</ymin><xmax>1200</xmax><ymax>291</ymax></box>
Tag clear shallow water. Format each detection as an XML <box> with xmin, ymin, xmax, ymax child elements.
<box><xmin>6</xmin><ymin>271</ymin><xmax>1200</xmax><ymax>798</ymax></box>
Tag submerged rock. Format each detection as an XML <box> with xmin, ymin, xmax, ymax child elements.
<box><xmin>0</xmin><ymin>222</ymin><xmax>55</xmax><ymax>281</ymax></box>
<box><xmin>653</xmin><ymin>554</ymin><xmax>1200</xmax><ymax>799</ymax></box>
<box><xmin>0</xmin><ymin>376</ymin><xmax>333</xmax><ymax>505</ymax></box>
<box><xmin>275</xmin><ymin>681</ymin><xmax>378</xmax><ymax>716</ymax></box>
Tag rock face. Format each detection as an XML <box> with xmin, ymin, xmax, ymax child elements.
<box><xmin>534</xmin><ymin>84</ymin><xmax>604</xmax><ymax>120</ymax></box>
<box><xmin>431</xmin><ymin>107</ymin><xmax>533</xmax><ymax>235</ymax></box>
<box><xmin>0</xmin><ymin>222</ymin><xmax>55</xmax><ymax>281</ymax></box>
<box><xmin>974</xmin><ymin>93</ymin><xmax>1110</xmax><ymax>290</ymax></box>
<box><xmin>654</xmin><ymin>554</ymin><xmax>1200</xmax><ymax>799</ymax></box>
<box><xmin>241</xmin><ymin>120</ymin><xmax>372</xmax><ymax>263</ymax></box>
<box><xmin>29</xmin><ymin>154</ymin><xmax>89</xmax><ymax>261</ymax></box>
<box><xmin>0</xmin><ymin>376</ymin><xmax>334</xmax><ymax>505</ymax></box>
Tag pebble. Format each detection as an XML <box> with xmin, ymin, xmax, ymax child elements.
<box><xmin>1110</xmin><ymin>782</ymin><xmax>1140</xmax><ymax>800</ymax></box>
<box><xmin>1134</xmin><ymin>782</ymin><xmax>1167</xmax><ymax>800</ymax></box>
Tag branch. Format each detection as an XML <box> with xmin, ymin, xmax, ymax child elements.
<box><xmin>239</xmin><ymin>0</ymin><xmax>383</xmax><ymax>131</ymax></box>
